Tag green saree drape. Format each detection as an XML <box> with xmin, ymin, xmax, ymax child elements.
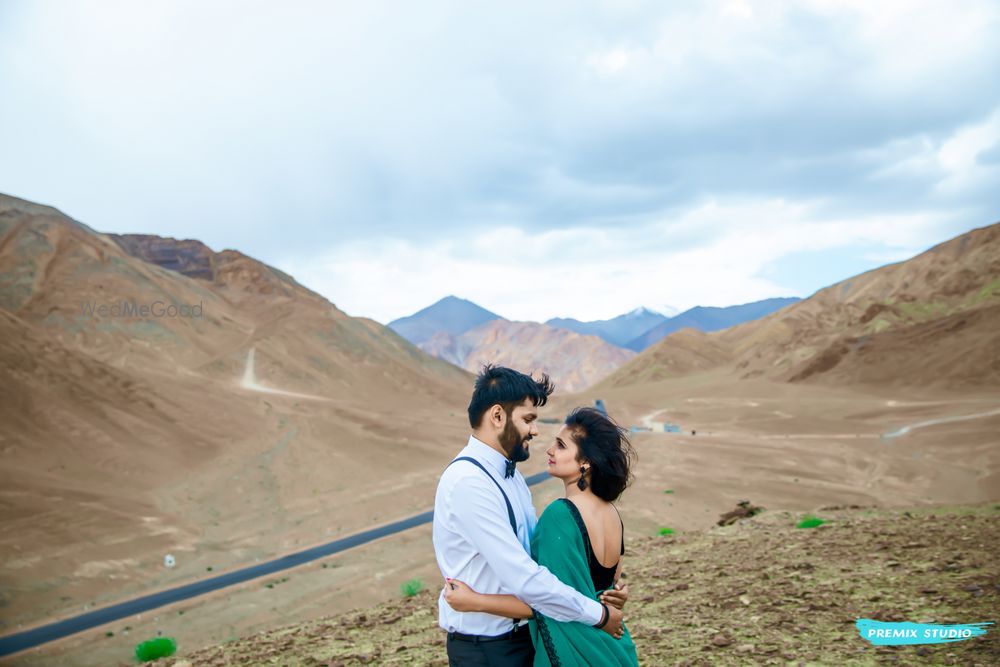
<box><xmin>528</xmin><ymin>499</ymin><xmax>639</xmax><ymax>666</ymax></box>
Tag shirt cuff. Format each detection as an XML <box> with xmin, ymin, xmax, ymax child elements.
<box><xmin>582</xmin><ymin>597</ymin><xmax>604</xmax><ymax>626</ymax></box>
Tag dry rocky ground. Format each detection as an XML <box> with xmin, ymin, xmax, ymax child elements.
<box><xmin>139</xmin><ymin>504</ymin><xmax>998</xmax><ymax>667</ymax></box>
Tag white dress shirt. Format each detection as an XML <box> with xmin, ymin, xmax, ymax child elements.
<box><xmin>433</xmin><ymin>436</ymin><xmax>604</xmax><ymax>636</ymax></box>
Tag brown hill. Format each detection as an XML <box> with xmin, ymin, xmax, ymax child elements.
<box><xmin>420</xmin><ymin>319</ymin><xmax>635</xmax><ymax>392</ymax></box>
<box><xmin>0</xmin><ymin>193</ymin><xmax>472</xmax><ymax>632</ymax></box>
<box><xmin>600</xmin><ymin>327</ymin><xmax>733</xmax><ymax>388</ymax></box>
<box><xmin>0</xmin><ymin>193</ymin><xmax>468</xmax><ymax>395</ymax></box>
<box><xmin>600</xmin><ymin>222</ymin><xmax>1000</xmax><ymax>390</ymax></box>
<box><xmin>109</xmin><ymin>233</ymin><xmax>325</xmax><ymax>307</ymax></box>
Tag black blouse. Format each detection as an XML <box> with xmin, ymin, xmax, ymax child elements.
<box><xmin>560</xmin><ymin>499</ymin><xmax>625</xmax><ymax>593</ymax></box>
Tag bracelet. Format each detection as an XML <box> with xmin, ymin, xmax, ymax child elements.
<box><xmin>594</xmin><ymin>602</ymin><xmax>610</xmax><ymax>629</ymax></box>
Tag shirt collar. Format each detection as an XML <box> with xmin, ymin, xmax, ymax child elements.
<box><xmin>467</xmin><ymin>435</ymin><xmax>512</xmax><ymax>478</ymax></box>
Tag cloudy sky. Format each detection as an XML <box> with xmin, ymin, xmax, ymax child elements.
<box><xmin>2</xmin><ymin>0</ymin><xmax>998</xmax><ymax>323</ymax></box>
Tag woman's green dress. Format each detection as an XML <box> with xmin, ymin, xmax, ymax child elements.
<box><xmin>528</xmin><ymin>499</ymin><xmax>639</xmax><ymax>666</ymax></box>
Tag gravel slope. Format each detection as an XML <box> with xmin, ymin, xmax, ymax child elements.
<box><xmin>145</xmin><ymin>504</ymin><xmax>999</xmax><ymax>667</ymax></box>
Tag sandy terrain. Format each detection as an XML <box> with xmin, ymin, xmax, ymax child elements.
<box><xmin>5</xmin><ymin>373</ymin><xmax>998</xmax><ymax>666</ymax></box>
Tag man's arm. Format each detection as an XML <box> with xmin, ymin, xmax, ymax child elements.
<box><xmin>447</xmin><ymin>476</ymin><xmax>604</xmax><ymax>625</ymax></box>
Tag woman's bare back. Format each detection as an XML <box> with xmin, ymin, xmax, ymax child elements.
<box><xmin>567</xmin><ymin>496</ymin><xmax>623</xmax><ymax>571</ymax></box>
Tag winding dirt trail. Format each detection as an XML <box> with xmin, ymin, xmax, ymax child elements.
<box><xmin>238</xmin><ymin>347</ymin><xmax>329</xmax><ymax>401</ymax></box>
<box><xmin>881</xmin><ymin>406</ymin><xmax>1000</xmax><ymax>439</ymax></box>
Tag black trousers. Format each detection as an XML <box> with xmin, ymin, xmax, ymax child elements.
<box><xmin>446</xmin><ymin>625</ymin><xmax>534</xmax><ymax>667</ymax></box>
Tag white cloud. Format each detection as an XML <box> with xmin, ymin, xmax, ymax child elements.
<box><xmin>1</xmin><ymin>0</ymin><xmax>997</xmax><ymax>322</ymax></box>
<box><xmin>866</xmin><ymin>105</ymin><xmax>1000</xmax><ymax>200</ymax></box>
<box><xmin>587</xmin><ymin>48</ymin><xmax>634</xmax><ymax>75</ymax></box>
<box><xmin>935</xmin><ymin>108</ymin><xmax>1000</xmax><ymax>195</ymax></box>
<box><xmin>721</xmin><ymin>0</ymin><xmax>755</xmax><ymax>21</ymax></box>
<box><xmin>283</xmin><ymin>197</ymin><xmax>953</xmax><ymax>323</ymax></box>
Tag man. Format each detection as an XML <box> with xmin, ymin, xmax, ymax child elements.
<box><xmin>433</xmin><ymin>365</ymin><xmax>626</xmax><ymax>666</ymax></box>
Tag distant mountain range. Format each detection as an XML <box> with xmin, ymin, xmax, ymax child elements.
<box><xmin>599</xmin><ymin>222</ymin><xmax>1000</xmax><ymax>390</ymax></box>
<box><xmin>388</xmin><ymin>296</ymin><xmax>502</xmax><ymax>345</ymax></box>
<box><xmin>624</xmin><ymin>298</ymin><xmax>801</xmax><ymax>351</ymax></box>
<box><xmin>419</xmin><ymin>320</ymin><xmax>635</xmax><ymax>392</ymax></box>
<box><xmin>387</xmin><ymin>295</ymin><xmax>803</xmax><ymax>391</ymax></box>
<box><xmin>547</xmin><ymin>307</ymin><xmax>669</xmax><ymax>348</ymax></box>
<box><xmin>387</xmin><ymin>298</ymin><xmax>632</xmax><ymax>391</ymax></box>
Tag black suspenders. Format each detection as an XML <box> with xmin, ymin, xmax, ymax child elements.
<box><xmin>448</xmin><ymin>456</ymin><xmax>518</xmax><ymax>535</ymax></box>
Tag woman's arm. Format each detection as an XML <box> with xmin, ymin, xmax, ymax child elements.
<box><xmin>444</xmin><ymin>579</ymin><xmax>534</xmax><ymax>620</ymax></box>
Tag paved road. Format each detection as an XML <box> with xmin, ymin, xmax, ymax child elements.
<box><xmin>0</xmin><ymin>470</ymin><xmax>553</xmax><ymax>657</ymax></box>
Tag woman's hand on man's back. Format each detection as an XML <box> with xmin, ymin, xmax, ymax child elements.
<box><xmin>600</xmin><ymin>580</ymin><xmax>629</xmax><ymax>610</ymax></box>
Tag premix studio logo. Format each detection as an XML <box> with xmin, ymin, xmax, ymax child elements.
<box><xmin>856</xmin><ymin>619</ymin><xmax>993</xmax><ymax>646</ymax></box>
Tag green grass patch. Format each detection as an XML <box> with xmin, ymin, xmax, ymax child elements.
<box><xmin>796</xmin><ymin>514</ymin><xmax>827</xmax><ymax>529</ymax></box>
<box><xmin>265</xmin><ymin>576</ymin><xmax>290</xmax><ymax>589</ymax></box>
<box><xmin>972</xmin><ymin>276</ymin><xmax>1000</xmax><ymax>305</ymax></box>
<box><xmin>896</xmin><ymin>300</ymin><xmax>949</xmax><ymax>320</ymax></box>
<box><xmin>134</xmin><ymin>637</ymin><xmax>177</xmax><ymax>662</ymax></box>
<box><xmin>658</xmin><ymin>527</ymin><xmax>675</xmax><ymax>536</ymax></box>
<box><xmin>400</xmin><ymin>578</ymin><xmax>424</xmax><ymax>597</ymax></box>
<box><xmin>663</xmin><ymin>489</ymin><xmax>674</xmax><ymax>494</ymax></box>
<box><xmin>864</xmin><ymin>317</ymin><xmax>893</xmax><ymax>334</ymax></box>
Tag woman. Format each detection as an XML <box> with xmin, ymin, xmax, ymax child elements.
<box><xmin>445</xmin><ymin>407</ymin><xmax>639</xmax><ymax>666</ymax></box>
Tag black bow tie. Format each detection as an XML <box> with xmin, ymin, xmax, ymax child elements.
<box><xmin>504</xmin><ymin>459</ymin><xmax>516</xmax><ymax>479</ymax></box>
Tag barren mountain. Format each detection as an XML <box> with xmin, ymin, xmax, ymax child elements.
<box><xmin>625</xmin><ymin>297</ymin><xmax>800</xmax><ymax>351</ymax></box>
<box><xmin>388</xmin><ymin>295</ymin><xmax>503</xmax><ymax>345</ymax></box>
<box><xmin>600</xmin><ymin>327</ymin><xmax>734</xmax><ymax>388</ymax></box>
<box><xmin>0</xmin><ymin>193</ymin><xmax>472</xmax><ymax>632</ymax></box>
<box><xmin>547</xmin><ymin>307</ymin><xmax>668</xmax><ymax>348</ymax></box>
<box><xmin>601</xmin><ymin>223</ymin><xmax>1000</xmax><ymax>390</ymax></box>
<box><xmin>420</xmin><ymin>319</ymin><xmax>635</xmax><ymax>392</ymax></box>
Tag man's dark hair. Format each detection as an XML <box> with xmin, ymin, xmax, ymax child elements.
<box><xmin>467</xmin><ymin>364</ymin><xmax>555</xmax><ymax>428</ymax></box>
<box><xmin>565</xmin><ymin>407</ymin><xmax>636</xmax><ymax>502</ymax></box>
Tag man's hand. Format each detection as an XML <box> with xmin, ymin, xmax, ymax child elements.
<box><xmin>597</xmin><ymin>604</ymin><xmax>624</xmax><ymax>639</ymax></box>
<box><xmin>599</xmin><ymin>581</ymin><xmax>629</xmax><ymax>611</ymax></box>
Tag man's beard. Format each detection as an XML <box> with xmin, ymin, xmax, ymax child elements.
<box><xmin>500</xmin><ymin>420</ymin><xmax>531</xmax><ymax>463</ymax></box>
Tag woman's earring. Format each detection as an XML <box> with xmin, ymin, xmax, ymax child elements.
<box><xmin>577</xmin><ymin>466</ymin><xmax>588</xmax><ymax>491</ymax></box>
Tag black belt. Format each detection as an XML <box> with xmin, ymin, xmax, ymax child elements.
<box><xmin>447</xmin><ymin>623</ymin><xmax>530</xmax><ymax>643</ymax></box>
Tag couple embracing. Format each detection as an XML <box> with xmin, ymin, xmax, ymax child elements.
<box><xmin>432</xmin><ymin>364</ymin><xmax>640</xmax><ymax>666</ymax></box>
